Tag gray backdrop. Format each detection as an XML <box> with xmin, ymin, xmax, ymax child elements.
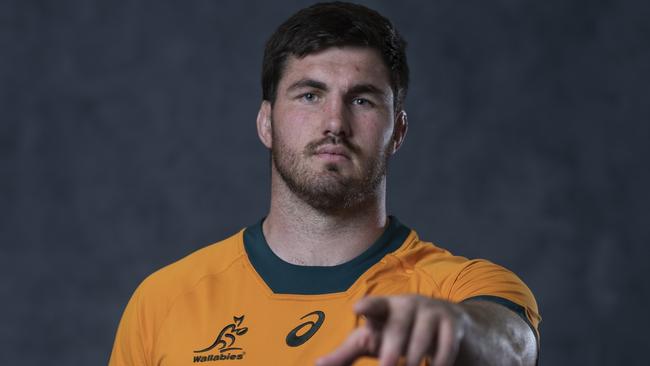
<box><xmin>1</xmin><ymin>0</ymin><xmax>648</xmax><ymax>364</ymax></box>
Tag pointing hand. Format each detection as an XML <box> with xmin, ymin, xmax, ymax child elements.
<box><xmin>316</xmin><ymin>295</ymin><xmax>469</xmax><ymax>366</ymax></box>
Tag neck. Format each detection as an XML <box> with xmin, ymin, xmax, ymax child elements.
<box><xmin>263</xmin><ymin>171</ymin><xmax>388</xmax><ymax>266</ymax></box>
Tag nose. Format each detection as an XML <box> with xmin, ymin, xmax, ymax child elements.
<box><xmin>322</xmin><ymin>97</ymin><xmax>351</xmax><ymax>138</ymax></box>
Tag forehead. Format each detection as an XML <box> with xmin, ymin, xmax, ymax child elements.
<box><xmin>279</xmin><ymin>46</ymin><xmax>392</xmax><ymax>91</ymax></box>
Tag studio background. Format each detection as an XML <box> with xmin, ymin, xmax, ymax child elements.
<box><xmin>1</xmin><ymin>0</ymin><xmax>648</xmax><ymax>365</ymax></box>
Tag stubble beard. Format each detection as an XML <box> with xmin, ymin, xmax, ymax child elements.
<box><xmin>271</xmin><ymin>128</ymin><xmax>390</xmax><ymax>213</ymax></box>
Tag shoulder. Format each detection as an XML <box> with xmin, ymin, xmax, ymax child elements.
<box><xmin>109</xmin><ymin>229</ymin><xmax>247</xmax><ymax>365</ymax></box>
<box><xmin>134</xmin><ymin>230</ymin><xmax>245</xmax><ymax>311</ymax></box>
<box><xmin>390</xmin><ymin>230</ymin><xmax>468</xmax><ymax>276</ymax></box>
<box><xmin>392</xmin><ymin>230</ymin><xmax>525</xmax><ymax>286</ymax></box>
<box><xmin>137</xmin><ymin>229</ymin><xmax>246</xmax><ymax>303</ymax></box>
<box><xmin>390</xmin><ymin>229</ymin><xmax>540</xmax><ymax>327</ymax></box>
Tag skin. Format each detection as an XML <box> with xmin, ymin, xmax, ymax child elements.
<box><xmin>256</xmin><ymin>46</ymin><xmax>537</xmax><ymax>365</ymax></box>
<box><xmin>256</xmin><ymin>46</ymin><xmax>406</xmax><ymax>266</ymax></box>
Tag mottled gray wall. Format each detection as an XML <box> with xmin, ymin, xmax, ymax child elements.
<box><xmin>1</xmin><ymin>0</ymin><xmax>648</xmax><ymax>365</ymax></box>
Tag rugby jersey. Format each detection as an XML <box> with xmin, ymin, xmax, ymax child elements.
<box><xmin>109</xmin><ymin>217</ymin><xmax>540</xmax><ymax>365</ymax></box>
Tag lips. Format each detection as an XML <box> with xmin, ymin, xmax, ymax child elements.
<box><xmin>313</xmin><ymin>145</ymin><xmax>351</xmax><ymax>160</ymax></box>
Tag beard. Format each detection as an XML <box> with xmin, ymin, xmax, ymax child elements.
<box><xmin>271</xmin><ymin>128</ymin><xmax>390</xmax><ymax>213</ymax></box>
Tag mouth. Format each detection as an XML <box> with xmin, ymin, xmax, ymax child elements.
<box><xmin>313</xmin><ymin>145</ymin><xmax>351</xmax><ymax>161</ymax></box>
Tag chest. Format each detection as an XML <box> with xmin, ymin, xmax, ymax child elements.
<box><xmin>153</xmin><ymin>264</ymin><xmax>437</xmax><ymax>365</ymax></box>
<box><xmin>154</xmin><ymin>295</ymin><xmax>359</xmax><ymax>365</ymax></box>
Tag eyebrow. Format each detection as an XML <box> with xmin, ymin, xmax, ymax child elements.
<box><xmin>286</xmin><ymin>79</ymin><xmax>328</xmax><ymax>93</ymax></box>
<box><xmin>347</xmin><ymin>84</ymin><xmax>387</xmax><ymax>99</ymax></box>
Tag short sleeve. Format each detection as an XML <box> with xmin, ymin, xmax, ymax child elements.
<box><xmin>443</xmin><ymin>259</ymin><xmax>541</xmax><ymax>336</ymax></box>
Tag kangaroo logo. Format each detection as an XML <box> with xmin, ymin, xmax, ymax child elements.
<box><xmin>194</xmin><ymin>315</ymin><xmax>249</xmax><ymax>353</ymax></box>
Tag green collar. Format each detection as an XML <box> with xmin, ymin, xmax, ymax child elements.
<box><xmin>243</xmin><ymin>216</ymin><xmax>411</xmax><ymax>295</ymax></box>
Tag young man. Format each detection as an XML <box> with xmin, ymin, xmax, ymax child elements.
<box><xmin>109</xmin><ymin>3</ymin><xmax>540</xmax><ymax>365</ymax></box>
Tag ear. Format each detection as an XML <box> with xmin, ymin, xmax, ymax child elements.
<box><xmin>389</xmin><ymin>110</ymin><xmax>408</xmax><ymax>154</ymax></box>
<box><xmin>256</xmin><ymin>100</ymin><xmax>273</xmax><ymax>149</ymax></box>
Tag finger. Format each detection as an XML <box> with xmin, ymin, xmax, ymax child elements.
<box><xmin>405</xmin><ymin>308</ymin><xmax>438</xmax><ymax>366</ymax></box>
<box><xmin>355</xmin><ymin>296</ymin><xmax>390</xmax><ymax>318</ymax></box>
<box><xmin>378</xmin><ymin>298</ymin><xmax>416</xmax><ymax>366</ymax></box>
<box><xmin>431</xmin><ymin>317</ymin><xmax>460</xmax><ymax>366</ymax></box>
<box><xmin>316</xmin><ymin>326</ymin><xmax>377</xmax><ymax>366</ymax></box>
<box><xmin>355</xmin><ymin>296</ymin><xmax>390</xmax><ymax>330</ymax></box>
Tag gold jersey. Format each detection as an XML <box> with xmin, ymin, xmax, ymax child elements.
<box><xmin>109</xmin><ymin>217</ymin><xmax>540</xmax><ymax>365</ymax></box>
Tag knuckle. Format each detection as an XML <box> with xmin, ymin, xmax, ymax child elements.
<box><xmin>392</xmin><ymin>295</ymin><xmax>412</xmax><ymax>308</ymax></box>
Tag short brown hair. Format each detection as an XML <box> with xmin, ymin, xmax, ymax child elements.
<box><xmin>261</xmin><ymin>1</ymin><xmax>409</xmax><ymax>111</ymax></box>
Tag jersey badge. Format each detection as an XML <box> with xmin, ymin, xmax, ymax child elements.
<box><xmin>193</xmin><ymin>315</ymin><xmax>248</xmax><ymax>362</ymax></box>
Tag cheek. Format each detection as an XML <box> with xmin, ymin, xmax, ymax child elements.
<box><xmin>272</xmin><ymin>113</ymin><xmax>314</xmax><ymax>149</ymax></box>
<box><xmin>357</xmin><ymin>118</ymin><xmax>394</xmax><ymax>150</ymax></box>
<box><xmin>275</xmin><ymin>108</ymin><xmax>319</xmax><ymax>140</ymax></box>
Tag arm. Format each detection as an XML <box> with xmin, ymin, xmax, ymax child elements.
<box><xmin>317</xmin><ymin>295</ymin><xmax>537</xmax><ymax>366</ymax></box>
<box><xmin>456</xmin><ymin>299</ymin><xmax>537</xmax><ymax>366</ymax></box>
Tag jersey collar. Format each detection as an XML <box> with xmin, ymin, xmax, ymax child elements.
<box><xmin>243</xmin><ymin>216</ymin><xmax>411</xmax><ymax>295</ymax></box>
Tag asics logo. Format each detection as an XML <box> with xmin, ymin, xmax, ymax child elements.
<box><xmin>286</xmin><ymin>310</ymin><xmax>325</xmax><ymax>347</ymax></box>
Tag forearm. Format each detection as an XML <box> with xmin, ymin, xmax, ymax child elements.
<box><xmin>454</xmin><ymin>300</ymin><xmax>537</xmax><ymax>366</ymax></box>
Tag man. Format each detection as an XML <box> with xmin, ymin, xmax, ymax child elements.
<box><xmin>109</xmin><ymin>2</ymin><xmax>540</xmax><ymax>365</ymax></box>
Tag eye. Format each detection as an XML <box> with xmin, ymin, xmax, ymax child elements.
<box><xmin>352</xmin><ymin>97</ymin><xmax>372</xmax><ymax>106</ymax></box>
<box><xmin>301</xmin><ymin>92</ymin><xmax>318</xmax><ymax>103</ymax></box>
